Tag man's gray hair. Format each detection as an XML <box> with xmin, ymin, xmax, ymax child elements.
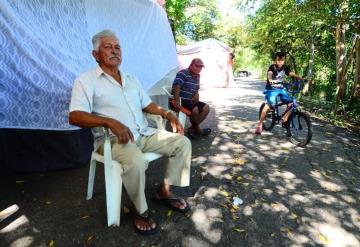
<box><xmin>92</xmin><ymin>29</ymin><xmax>118</xmax><ymax>51</ymax></box>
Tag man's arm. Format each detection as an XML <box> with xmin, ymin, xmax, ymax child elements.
<box><xmin>172</xmin><ymin>84</ymin><xmax>182</xmax><ymax>111</ymax></box>
<box><xmin>192</xmin><ymin>91</ymin><xmax>199</xmax><ymax>103</ymax></box>
<box><xmin>289</xmin><ymin>71</ymin><xmax>303</xmax><ymax>80</ymax></box>
<box><xmin>267</xmin><ymin>71</ymin><xmax>275</xmax><ymax>83</ymax></box>
<box><xmin>69</xmin><ymin>111</ymin><xmax>134</xmax><ymax>143</ymax></box>
<box><xmin>143</xmin><ymin>102</ymin><xmax>184</xmax><ymax>134</ymax></box>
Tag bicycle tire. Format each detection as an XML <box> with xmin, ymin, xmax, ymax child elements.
<box><xmin>259</xmin><ymin>103</ymin><xmax>275</xmax><ymax>131</ymax></box>
<box><xmin>286</xmin><ymin>111</ymin><xmax>312</xmax><ymax>147</ymax></box>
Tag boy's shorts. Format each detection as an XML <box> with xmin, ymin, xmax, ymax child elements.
<box><xmin>264</xmin><ymin>88</ymin><xmax>292</xmax><ymax>105</ymax></box>
<box><xmin>181</xmin><ymin>99</ymin><xmax>206</xmax><ymax>113</ymax></box>
<box><xmin>169</xmin><ymin>99</ymin><xmax>206</xmax><ymax>115</ymax></box>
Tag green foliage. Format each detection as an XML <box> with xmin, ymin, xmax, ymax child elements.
<box><xmin>243</xmin><ymin>0</ymin><xmax>360</xmax><ymax>124</ymax></box>
<box><xmin>165</xmin><ymin>0</ymin><xmax>190</xmax><ymax>44</ymax></box>
<box><xmin>183</xmin><ymin>0</ymin><xmax>220</xmax><ymax>41</ymax></box>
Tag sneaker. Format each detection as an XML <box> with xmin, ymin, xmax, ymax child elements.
<box><xmin>255</xmin><ymin>126</ymin><xmax>262</xmax><ymax>135</ymax></box>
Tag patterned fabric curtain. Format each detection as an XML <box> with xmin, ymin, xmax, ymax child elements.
<box><xmin>0</xmin><ymin>0</ymin><xmax>177</xmax><ymax>130</ymax></box>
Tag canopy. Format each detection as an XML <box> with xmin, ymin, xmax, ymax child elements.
<box><xmin>177</xmin><ymin>38</ymin><xmax>234</xmax><ymax>88</ymax></box>
<box><xmin>0</xmin><ymin>0</ymin><xmax>178</xmax><ymax>130</ymax></box>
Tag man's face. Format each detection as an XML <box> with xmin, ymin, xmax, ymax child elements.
<box><xmin>275</xmin><ymin>57</ymin><xmax>285</xmax><ymax>68</ymax></box>
<box><xmin>189</xmin><ymin>61</ymin><xmax>205</xmax><ymax>75</ymax></box>
<box><xmin>93</xmin><ymin>36</ymin><xmax>122</xmax><ymax>68</ymax></box>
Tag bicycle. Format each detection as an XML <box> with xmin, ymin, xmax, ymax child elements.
<box><xmin>258</xmin><ymin>80</ymin><xmax>312</xmax><ymax>147</ymax></box>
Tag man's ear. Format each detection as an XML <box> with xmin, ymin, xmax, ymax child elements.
<box><xmin>92</xmin><ymin>50</ymin><xmax>99</xmax><ymax>63</ymax></box>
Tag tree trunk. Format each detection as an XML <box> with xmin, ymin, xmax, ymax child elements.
<box><xmin>335</xmin><ymin>20</ymin><xmax>347</xmax><ymax>109</ymax></box>
<box><xmin>351</xmin><ymin>24</ymin><xmax>360</xmax><ymax>100</ymax></box>
<box><xmin>302</xmin><ymin>41</ymin><xmax>315</xmax><ymax>95</ymax></box>
<box><xmin>335</xmin><ymin>0</ymin><xmax>349</xmax><ymax>111</ymax></box>
<box><xmin>288</xmin><ymin>53</ymin><xmax>297</xmax><ymax>74</ymax></box>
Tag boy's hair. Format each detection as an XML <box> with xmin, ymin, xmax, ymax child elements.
<box><xmin>274</xmin><ymin>51</ymin><xmax>286</xmax><ymax>59</ymax></box>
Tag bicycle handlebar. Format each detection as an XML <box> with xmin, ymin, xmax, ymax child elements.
<box><xmin>283</xmin><ymin>79</ymin><xmax>307</xmax><ymax>94</ymax></box>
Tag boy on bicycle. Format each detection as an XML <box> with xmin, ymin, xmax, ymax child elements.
<box><xmin>255</xmin><ymin>51</ymin><xmax>303</xmax><ymax>135</ymax></box>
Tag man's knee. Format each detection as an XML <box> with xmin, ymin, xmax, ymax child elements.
<box><xmin>190</xmin><ymin>107</ymin><xmax>199</xmax><ymax>117</ymax></box>
<box><xmin>202</xmin><ymin>104</ymin><xmax>210</xmax><ymax>114</ymax></box>
<box><xmin>174</xmin><ymin>135</ymin><xmax>192</xmax><ymax>152</ymax></box>
<box><xmin>112</xmin><ymin>148</ymin><xmax>148</xmax><ymax>173</ymax></box>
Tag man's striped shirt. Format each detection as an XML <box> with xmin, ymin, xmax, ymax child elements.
<box><xmin>172</xmin><ymin>69</ymin><xmax>200</xmax><ymax>99</ymax></box>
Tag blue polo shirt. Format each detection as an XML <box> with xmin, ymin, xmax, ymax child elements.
<box><xmin>172</xmin><ymin>69</ymin><xmax>200</xmax><ymax>99</ymax></box>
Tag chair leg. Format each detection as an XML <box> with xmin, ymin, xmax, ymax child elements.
<box><xmin>86</xmin><ymin>157</ymin><xmax>97</xmax><ymax>200</ymax></box>
<box><xmin>104</xmin><ymin>160</ymin><xmax>123</xmax><ymax>227</ymax></box>
<box><xmin>178</xmin><ymin>112</ymin><xmax>187</xmax><ymax>128</ymax></box>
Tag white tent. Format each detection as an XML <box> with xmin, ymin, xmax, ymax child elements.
<box><xmin>177</xmin><ymin>38</ymin><xmax>234</xmax><ymax>88</ymax></box>
<box><xmin>0</xmin><ymin>0</ymin><xmax>177</xmax><ymax>130</ymax></box>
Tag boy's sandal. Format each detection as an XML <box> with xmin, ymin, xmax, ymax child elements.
<box><xmin>132</xmin><ymin>210</ymin><xmax>158</xmax><ymax>236</ymax></box>
<box><xmin>199</xmin><ymin>128</ymin><xmax>211</xmax><ymax>136</ymax></box>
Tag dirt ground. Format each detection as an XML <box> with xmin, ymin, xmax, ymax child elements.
<box><xmin>1</xmin><ymin>77</ymin><xmax>360</xmax><ymax>247</ymax></box>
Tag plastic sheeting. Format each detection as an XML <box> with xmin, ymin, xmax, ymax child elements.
<box><xmin>0</xmin><ymin>0</ymin><xmax>178</xmax><ymax>130</ymax></box>
<box><xmin>177</xmin><ymin>38</ymin><xmax>234</xmax><ymax>88</ymax></box>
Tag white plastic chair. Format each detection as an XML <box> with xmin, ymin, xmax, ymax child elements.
<box><xmin>162</xmin><ymin>86</ymin><xmax>189</xmax><ymax>128</ymax></box>
<box><xmin>86</xmin><ymin>114</ymin><xmax>165</xmax><ymax>227</ymax></box>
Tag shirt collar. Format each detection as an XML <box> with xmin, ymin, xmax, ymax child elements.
<box><xmin>95</xmin><ymin>65</ymin><xmax>105</xmax><ymax>78</ymax></box>
<box><xmin>95</xmin><ymin>65</ymin><xmax>125</xmax><ymax>87</ymax></box>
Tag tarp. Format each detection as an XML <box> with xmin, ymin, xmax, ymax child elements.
<box><xmin>0</xmin><ymin>0</ymin><xmax>178</xmax><ymax>130</ymax></box>
<box><xmin>177</xmin><ymin>38</ymin><xmax>234</xmax><ymax>88</ymax></box>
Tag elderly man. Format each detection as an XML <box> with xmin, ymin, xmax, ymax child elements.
<box><xmin>69</xmin><ymin>30</ymin><xmax>191</xmax><ymax>235</ymax></box>
<box><xmin>171</xmin><ymin>58</ymin><xmax>211</xmax><ymax>138</ymax></box>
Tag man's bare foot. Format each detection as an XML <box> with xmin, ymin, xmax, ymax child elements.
<box><xmin>132</xmin><ymin>209</ymin><xmax>157</xmax><ymax>235</ymax></box>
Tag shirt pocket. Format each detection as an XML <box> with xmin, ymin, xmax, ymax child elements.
<box><xmin>93</xmin><ymin>84</ymin><xmax>123</xmax><ymax>108</ymax></box>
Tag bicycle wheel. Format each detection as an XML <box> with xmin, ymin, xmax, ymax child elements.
<box><xmin>286</xmin><ymin>111</ymin><xmax>312</xmax><ymax>147</ymax></box>
<box><xmin>259</xmin><ymin>103</ymin><xmax>275</xmax><ymax>131</ymax></box>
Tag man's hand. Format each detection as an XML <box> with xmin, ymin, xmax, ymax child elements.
<box><xmin>106</xmin><ymin>119</ymin><xmax>134</xmax><ymax>144</ymax></box>
<box><xmin>172</xmin><ymin>101</ymin><xmax>182</xmax><ymax>113</ymax></box>
<box><xmin>166</xmin><ymin>112</ymin><xmax>184</xmax><ymax>135</ymax></box>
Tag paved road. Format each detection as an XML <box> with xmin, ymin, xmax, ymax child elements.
<box><xmin>1</xmin><ymin>77</ymin><xmax>359</xmax><ymax>246</ymax></box>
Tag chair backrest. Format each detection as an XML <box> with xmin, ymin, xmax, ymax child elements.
<box><xmin>162</xmin><ymin>85</ymin><xmax>173</xmax><ymax>97</ymax></box>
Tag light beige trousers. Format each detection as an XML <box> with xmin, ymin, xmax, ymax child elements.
<box><xmin>100</xmin><ymin>130</ymin><xmax>192</xmax><ymax>214</ymax></box>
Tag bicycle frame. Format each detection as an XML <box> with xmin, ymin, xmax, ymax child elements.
<box><xmin>269</xmin><ymin>81</ymin><xmax>302</xmax><ymax>122</ymax></box>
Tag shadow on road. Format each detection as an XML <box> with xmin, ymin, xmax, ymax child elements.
<box><xmin>1</xmin><ymin>78</ymin><xmax>359</xmax><ymax>246</ymax></box>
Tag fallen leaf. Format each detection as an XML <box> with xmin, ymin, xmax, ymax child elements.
<box><xmin>123</xmin><ymin>207</ymin><xmax>130</xmax><ymax>214</ymax></box>
<box><xmin>232</xmin><ymin>215</ymin><xmax>239</xmax><ymax>220</ymax></box>
<box><xmin>233</xmin><ymin>228</ymin><xmax>246</xmax><ymax>233</ymax></box>
<box><xmin>87</xmin><ymin>235</ymin><xmax>93</xmax><ymax>243</ymax></box>
<box><xmin>48</xmin><ymin>240</ymin><xmax>55</xmax><ymax>247</ymax></box>
<box><xmin>221</xmin><ymin>191</ymin><xmax>229</xmax><ymax>197</ymax></box>
<box><xmin>319</xmin><ymin>234</ymin><xmax>329</xmax><ymax>244</ymax></box>
<box><xmin>281</xmin><ymin>227</ymin><xmax>293</xmax><ymax>237</ymax></box>
<box><xmin>234</xmin><ymin>158</ymin><xmax>246</xmax><ymax>166</ymax></box>
<box><xmin>289</xmin><ymin>212</ymin><xmax>298</xmax><ymax>220</ymax></box>
<box><xmin>167</xmin><ymin>209</ymin><xmax>172</xmax><ymax>217</ymax></box>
